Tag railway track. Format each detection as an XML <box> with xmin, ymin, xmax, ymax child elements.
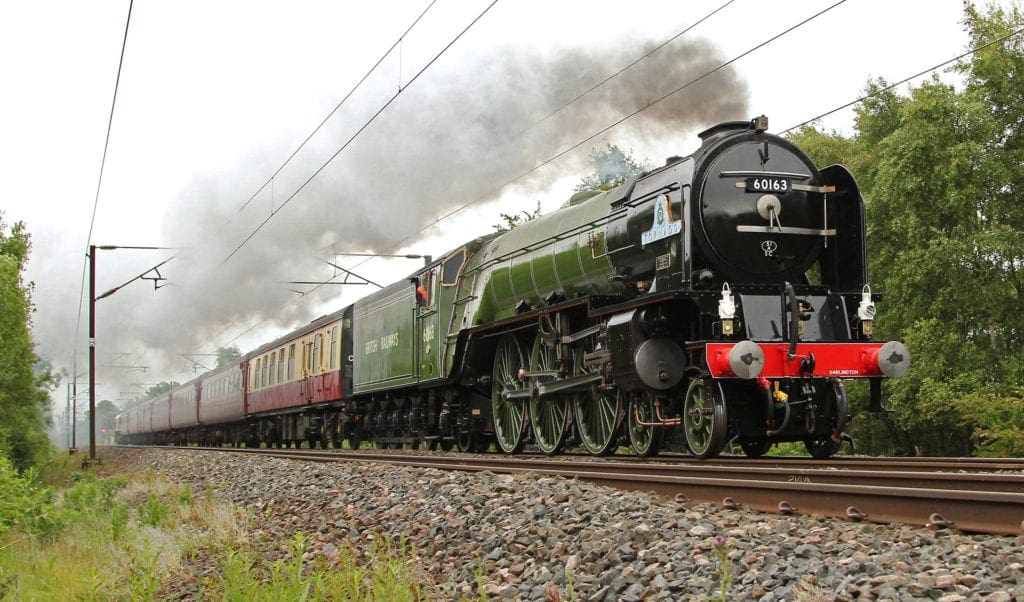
<box><xmin>141</xmin><ymin>446</ymin><xmax>1024</xmax><ymax>535</ymax></box>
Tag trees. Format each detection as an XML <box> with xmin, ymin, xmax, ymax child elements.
<box><xmin>574</xmin><ymin>144</ymin><xmax>652</xmax><ymax>192</ymax></box>
<box><xmin>492</xmin><ymin>201</ymin><xmax>542</xmax><ymax>232</ymax></box>
<box><xmin>0</xmin><ymin>213</ymin><xmax>51</xmax><ymax>470</ymax></box>
<box><xmin>216</xmin><ymin>345</ymin><xmax>242</xmax><ymax>368</ymax></box>
<box><xmin>493</xmin><ymin>144</ymin><xmax>652</xmax><ymax>233</ymax></box>
<box><xmin>788</xmin><ymin>3</ymin><xmax>1024</xmax><ymax>456</ymax></box>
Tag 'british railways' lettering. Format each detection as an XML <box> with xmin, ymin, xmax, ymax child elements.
<box><xmin>365</xmin><ymin>332</ymin><xmax>400</xmax><ymax>355</ymax></box>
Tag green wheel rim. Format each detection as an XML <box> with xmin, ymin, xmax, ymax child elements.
<box><xmin>627</xmin><ymin>394</ymin><xmax>663</xmax><ymax>457</ymax></box>
<box><xmin>492</xmin><ymin>334</ymin><xmax>527</xmax><ymax>454</ymax></box>
<box><xmin>572</xmin><ymin>346</ymin><xmax>621</xmax><ymax>456</ymax></box>
<box><xmin>683</xmin><ymin>378</ymin><xmax>727</xmax><ymax>458</ymax></box>
<box><xmin>529</xmin><ymin>336</ymin><xmax>569</xmax><ymax>455</ymax></box>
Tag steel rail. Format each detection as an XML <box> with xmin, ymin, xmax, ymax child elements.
<box><xmin>530</xmin><ymin>452</ymin><xmax>1024</xmax><ymax>473</ymax></box>
<box><xmin>135</xmin><ymin>446</ymin><xmax>1024</xmax><ymax>535</ymax></box>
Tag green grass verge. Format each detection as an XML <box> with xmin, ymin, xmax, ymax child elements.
<box><xmin>0</xmin><ymin>452</ymin><xmax>425</xmax><ymax>600</ymax></box>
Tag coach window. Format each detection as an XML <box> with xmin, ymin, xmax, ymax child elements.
<box><xmin>269</xmin><ymin>352</ymin><xmax>276</xmax><ymax>385</ymax></box>
<box><xmin>278</xmin><ymin>348</ymin><xmax>285</xmax><ymax>383</ymax></box>
<box><xmin>313</xmin><ymin>334</ymin><xmax>323</xmax><ymax>374</ymax></box>
<box><xmin>288</xmin><ymin>344</ymin><xmax>296</xmax><ymax>380</ymax></box>
<box><xmin>254</xmin><ymin>358</ymin><xmax>262</xmax><ymax>389</ymax></box>
<box><xmin>262</xmin><ymin>355</ymin><xmax>269</xmax><ymax>386</ymax></box>
<box><xmin>330</xmin><ymin>326</ymin><xmax>338</xmax><ymax>370</ymax></box>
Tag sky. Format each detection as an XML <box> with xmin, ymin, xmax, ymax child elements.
<box><xmin>0</xmin><ymin>0</ymin><xmax>1004</xmax><ymax>422</ymax></box>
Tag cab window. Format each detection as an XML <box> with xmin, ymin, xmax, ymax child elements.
<box><xmin>441</xmin><ymin>248</ymin><xmax>467</xmax><ymax>286</ymax></box>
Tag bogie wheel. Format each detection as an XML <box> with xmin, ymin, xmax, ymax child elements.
<box><xmin>804</xmin><ymin>380</ymin><xmax>848</xmax><ymax>459</ymax></box>
<box><xmin>683</xmin><ymin>377</ymin><xmax>728</xmax><ymax>459</ymax></box>
<box><xmin>473</xmin><ymin>436</ymin><xmax>493</xmax><ymax>453</ymax></box>
<box><xmin>805</xmin><ymin>438</ymin><xmax>840</xmax><ymax>459</ymax></box>
<box><xmin>572</xmin><ymin>344</ymin><xmax>622</xmax><ymax>456</ymax></box>
<box><xmin>491</xmin><ymin>334</ymin><xmax>529</xmax><ymax>454</ymax></box>
<box><xmin>457</xmin><ymin>432</ymin><xmax>478</xmax><ymax>453</ymax></box>
<box><xmin>627</xmin><ymin>393</ymin><xmax>664</xmax><ymax>457</ymax></box>
<box><xmin>528</xmin><ymin>336</ymin><xmax>570</xmax><ymax>455</ymax></box>
<box><xmin>439</xmin><ymin>439</ymin><xmax>455</xmax><ymax>452</ymax></box>
<box><xmin>346</xmin><ymin>430</ymin><xmax>362</xmax><ymax>450</ymax></box>
<box><xmin>740</xmin><ymin>440</ymin><xmax>772</xmax><ymax>458</ymax></box>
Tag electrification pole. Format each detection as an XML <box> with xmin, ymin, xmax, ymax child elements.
<box><xmin>88</xmin><ymin>245</ymin><xmax>97</xmax><ymax>462</ymax></box>
<box><xmin>86</xmin><ymin>244</ymin><xmax>174</xmax><ymax>465</ymax></box>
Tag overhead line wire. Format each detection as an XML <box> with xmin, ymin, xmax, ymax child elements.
<box><xmin>779</xmin><ymin>23</ymin><xmax>1024</xmax><ymax>135</ymax></box>
<box><xmin>223</xmin><ymin>0</ymin><xmax>501</xmax><ymax>264</ymax></box>
<box><xmin>235</xmin><ymin>0</ymin><xmax>439</xmax><ymax>215</ymax></box>
<box><xmin>72</xmin><ymin>0</ymin><xmax>135</xmax><ymax>403</ymax></box>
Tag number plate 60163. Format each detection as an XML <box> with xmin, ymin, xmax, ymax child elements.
<box><xmin>745</xmin><ymin>177</ymin><xmax>789</xmax><ymax>193</ymax></box>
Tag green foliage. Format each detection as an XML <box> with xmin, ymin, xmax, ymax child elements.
<box><xmin>0</xmin><ymin>213</ymin><xmax>51</xmax><ymax>470</ymax></box>
<box><xmin>143</xmin><ymin>381</ymin><xmax>179</xmax><ymax>402</ymax></box>
<box><xmin>493</xmin><ymin>200</ymin><xmax>542</xmax><ymax>232</ymax></box>
<box><xmin>217</xmin><ymin>345</ymin><xmax>242</xmax><ymax>367</ymax></box>
<box><xmin>788</xmin><ymin>3</ymin><xmax>1024</xmax><ymax>456</ymax></box>
<box><xmin>0</xmin><ymin>455</ymin><xmax>52</xmax><ymax>537</ymax></box>
<box><xmin>712</xmin><ymin>535</ymin><xmax>733</xmax><ymax>601</ymax></box>
<box><xmin>574</xmin><ymin>144</ymin><xmax>652</xmax><ymax>192</ymax></box>
<box><xmin>212</xmin><ymin>533</ymin><xmax>422</xmax><ymax>601</ymax></box>
<box><xmin>139</xmin><ymin>494</ymin><xmax>171</xmax><ymax>527</ymax></box>
<box><xmin>765</xmin><ymin>441</ymin><xmax>807</xmax><ymax>457</ymax></box>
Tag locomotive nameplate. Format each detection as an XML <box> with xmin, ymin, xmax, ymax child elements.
<box><xmin>641</xmin><ymin>194</ymin><xmax>682</xmax><ymax>246</ymax></box>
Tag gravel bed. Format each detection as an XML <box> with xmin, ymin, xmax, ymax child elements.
<box><xmin>102</xmin><ymin>447</ymin><xmax>1024</xmax><ymax>601</ymax></box>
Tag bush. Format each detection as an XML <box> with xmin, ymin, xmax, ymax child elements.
<box><xmin>0</xmin><ymin>455</ymin><xmax>52</xmax><ymax>537</ymax></box>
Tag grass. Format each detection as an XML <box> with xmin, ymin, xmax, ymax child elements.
<box><xmin>0</xmin><ymin>451</ymin><xmax>426</xmax><ymax>601</ymax></box>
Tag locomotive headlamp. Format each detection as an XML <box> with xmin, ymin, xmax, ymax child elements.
<box><xmin>718</xmin><ymin>283</ymin><xmax>737</xmax><ymax>335</ymax></box>
<box><xmin>857</xmin><ymin>285</ymin><xmax>876</xmax><ymax>336</ymax></box>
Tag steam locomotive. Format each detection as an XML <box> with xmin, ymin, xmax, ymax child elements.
<box><xmin>117</xmin><ymin>116</ymin><xmax>909</xmax><ymax>459</ymax></box>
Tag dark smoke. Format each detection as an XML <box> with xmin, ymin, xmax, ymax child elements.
<box><xmin>100</xmin><ymin>31</ymin><xmax>749</xmax><ymax>383</ymax></box>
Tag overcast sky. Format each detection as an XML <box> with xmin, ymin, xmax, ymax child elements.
<box><xmin>0</xmin><ymin>0</ymin><xmax>1001</xmax><ymax>415</ymax></box>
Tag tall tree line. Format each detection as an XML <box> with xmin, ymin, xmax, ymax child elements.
<box><xmin>0</xmin><ymin>213</ymin><xmax>53</xmax><ymax>470</ymax></box>
<box><xmin>791</xmin><ymin>2</ymin><xmax>1024</xmax><ymax>456</ymax></box>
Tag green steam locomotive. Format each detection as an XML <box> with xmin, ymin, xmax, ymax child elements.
<box><xmin>118</xmin><ymin>116</ymin><xmax>908</xmax><ymax>459</ymax></box>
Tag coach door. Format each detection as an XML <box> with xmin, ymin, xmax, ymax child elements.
<box><xmin>416</xmin><ymin>267</ymin><xmax>442</xmax><ymax>381</ymax></box>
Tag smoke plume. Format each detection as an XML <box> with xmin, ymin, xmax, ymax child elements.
<box><xmin>92</xmin><ymin>30</ymin><xmax>749</xmax><ymax>389</ymax></box>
